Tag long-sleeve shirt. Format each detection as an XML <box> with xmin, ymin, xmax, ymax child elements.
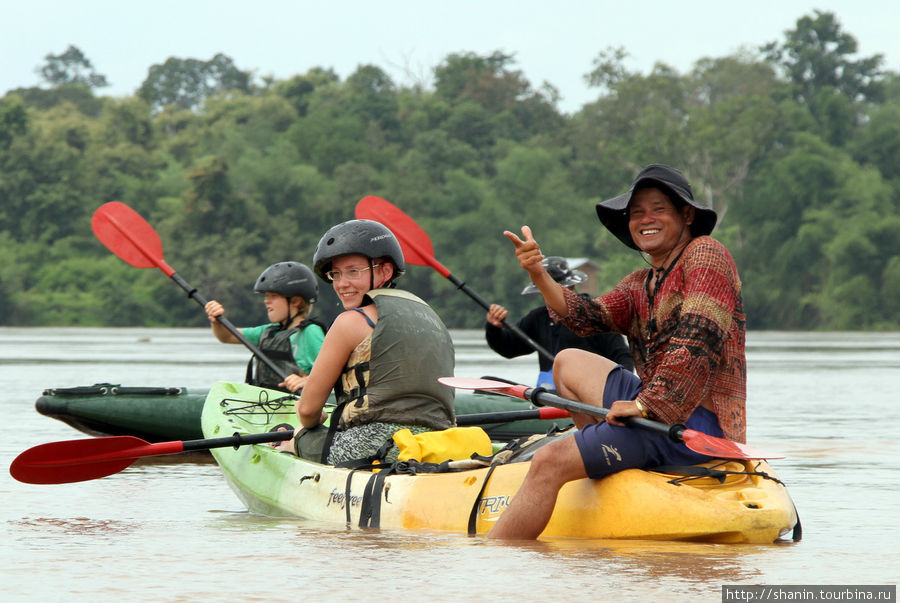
<box><xmin>485</xmin><ymin>301</ymin><xmax>634</xmax><ymax>372</ymax></box>
<box><xmin>550</xmin><ymin>236</ymin><xmax>747</xmax><ymax>442</ymax></box>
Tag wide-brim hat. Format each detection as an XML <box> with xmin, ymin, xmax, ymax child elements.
<box><xmin>595</xmin><ymin>164</ymin><xmax>717</xmax><ymax>250</ymax></box>
<box><xmin>522</xmin><ymin>256</ymin><xmax>588</xmax><ymax>295</ymax></box>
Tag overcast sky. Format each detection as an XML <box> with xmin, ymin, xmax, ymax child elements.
<box><xmin>2</xmin><ymin>1</ymin><xmax>896</xmax><ymax>114</ymax></box>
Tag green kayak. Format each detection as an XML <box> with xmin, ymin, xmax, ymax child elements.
<box><xmin>35</xmin><ymin>382</ymin><xmax>573</xmax><ymax>443</ymax></box>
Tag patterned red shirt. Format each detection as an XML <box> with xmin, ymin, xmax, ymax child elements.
<box><xmin>550</xmin><ymin>236</ymin><xmax>747</xmax><ymax>442</ymax></box>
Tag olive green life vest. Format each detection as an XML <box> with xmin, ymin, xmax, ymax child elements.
<box><xmin>336</xmin><ymin>289</ymin><xmax>455</xmax><ymax>430</ymax></box>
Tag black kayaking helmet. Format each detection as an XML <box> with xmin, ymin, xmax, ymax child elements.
<box><xmin>253</xmin><ymin>262</ymin><xmax>319</xmax><ymax>303</ymax></box>
<box><xmin>313</xmin><ymin>219</ymin><xmax>406</xmax><ymax>283</ymax></box>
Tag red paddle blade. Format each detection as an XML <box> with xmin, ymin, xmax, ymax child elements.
<box><xmin>10</xmin><ymin>436</ymin><xmax>177</xmax><ymax>485</ymax></box>
<box><xmin>92</xmin><ymin>202</ymin><xmax>173</xmax><ymax>276</ymax></box>
<box><xmin>439</xmin><ymin>377</ymin><xmax>528</xmax><ymax>397</ymax></box>
<box><xmin>355</xmin><ymin>196</ymin><xmax>446</xmax><ymax>273</ymax></box>
<box><xmin>682</xmin><ymin>430</ymin><xmax>784</xmax><ymax>460</ymax></box>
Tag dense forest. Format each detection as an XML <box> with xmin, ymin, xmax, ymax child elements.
<box><xmin>1</xmin><ymin>10</ymin><xmax>898</xmax><ymax>330</ymax></box>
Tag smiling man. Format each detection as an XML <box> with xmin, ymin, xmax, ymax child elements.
<box><xmin>490</xmin><ymin>164</ymin><xmax>747</xmax><ymax>540</ymax></box>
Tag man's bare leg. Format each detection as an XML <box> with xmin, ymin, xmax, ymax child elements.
<box><xmin>488</xmin><ymin>349</ymin><xmax>619</xmax><ymax>539</ymax></box>
<box><xmin>487</xmin><ymin>434</ymin><xmax>587</xmax><ymax>539</ymax></box>
<box><xmin>553</xmin><ymin>348</ymin><xmax>618</xmax><ymax>428</ymax></box>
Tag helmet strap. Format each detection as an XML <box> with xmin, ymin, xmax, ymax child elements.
<box><xmin>283</xmin><ymin>296</ymin><xmax>301</xmax><ymax>329</ymax></box>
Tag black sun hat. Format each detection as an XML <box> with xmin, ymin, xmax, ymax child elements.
<box><xmin>595</xmin><ymin>164</ymin><xmax>718</xmax><ymax>250</ymax></box>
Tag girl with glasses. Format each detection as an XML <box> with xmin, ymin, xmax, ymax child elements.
<box><xmin>280</xmin><ymin>219</ymin><xmax>455</xmax><ymax>466</ymax></box>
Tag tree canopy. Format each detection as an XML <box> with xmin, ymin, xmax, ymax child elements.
<box><xmin>2</xmin><ymin>12</ymin><xmax>898</xmax><ymax>331</ymax></box>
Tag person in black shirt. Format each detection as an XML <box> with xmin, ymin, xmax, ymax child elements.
<box><xmin>485</xmin><ymin>256</ymin><xmax>634</xmax><ymax>388</ymax></box>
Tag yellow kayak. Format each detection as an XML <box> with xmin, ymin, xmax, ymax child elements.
<box><xmin>203</xmin><ymin>381</ymin><xmax>799</xmax><ymax>542</ymax></box>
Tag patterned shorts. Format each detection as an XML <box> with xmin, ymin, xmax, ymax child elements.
<box><xmin>326</xmin><ymin>422</ymin><xmax>430</xmax><ymax>465</ymax></box>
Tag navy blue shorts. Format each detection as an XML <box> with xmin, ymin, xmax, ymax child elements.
<box><xmin>574</xmin><ymin>366</ymin><xmax>724</xmax><ymax>479</ymax></box>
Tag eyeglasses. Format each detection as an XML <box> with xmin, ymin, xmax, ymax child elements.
<box><xmin>325</xmin><ymin>263</ymin><xmax>382</xmax><ymax>282</ymax></box>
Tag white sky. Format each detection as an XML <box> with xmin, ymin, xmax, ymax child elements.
<box><xmin>2</xmin><ymin>1</ymin><xmax>896</xmax><ymax>114</ymax></box>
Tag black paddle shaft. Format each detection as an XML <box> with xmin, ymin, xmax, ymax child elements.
<box><xmin>181</xmin><ymin>429</ymin><xmax>296</xmax><ymax>452</ymax></box>
<box><xmin>526</xmin><ymin>386</ymin><xmax>686</xmax><ymax>443</ymax></box>
<box><xmin>169</xmin><ymin>272</ymin><xmax>291</xmax><ymax>381</ymax></box>
<box><xmin>445</xmin><ymin>274</ymin><xmax>555</xmax><ymax>363</ymax></box>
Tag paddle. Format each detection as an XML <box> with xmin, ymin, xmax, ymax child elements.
<box><xmin>355</xmin><ymin>195</ymin><xmax>555</xmax><ymax>363</ymax></box>
<box><xmin>91</xmin><ymin>201</ymin><xmax>289</xmax><ymax>381</ymax></box>
<box><xmin>438</xmin><ymin>377</ymin><xmax>783</xmax><ymax>460</ymax></box>
<box><xmin>10</xmin><ymin>430</ymin><xmax>297</xmax><ymax>485</ymax></box>
<box><xmin>456</xmin><ymin>406</ymin><xmax>569</xmax><ymax>426</ymax></box>
<box><xmin>10</xmin><ymin>408</ymin><xmax>571</xmax><ymax>485</ymax></box>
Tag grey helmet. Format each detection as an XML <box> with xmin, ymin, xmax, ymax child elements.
<box><xmin>313</xmin><ymin>219</ymin><xmax>406</xmax><ymax>281</ymax></box>
<box><xmin>253</xmin><ymin>262</ymin><xmax>318</xmax><ymax>303</ymax></box>
<box><xmin>522</xmin><ymin>256</ymin><xmax>587</xmax><ymax>295</ymax></box>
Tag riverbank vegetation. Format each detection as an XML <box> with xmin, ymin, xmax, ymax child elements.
<box><xmin>2</xmin><ymin>11</ymin><xmax>898</xmax><ymax>329</ymax></box>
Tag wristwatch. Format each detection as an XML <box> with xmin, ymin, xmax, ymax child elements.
<box><xmin>633</xmin><ymin>399</ymin><xmax>649</xmax><ymax>418</ymax></box>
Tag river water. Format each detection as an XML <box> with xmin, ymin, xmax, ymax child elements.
<box><xmin>1</xmin><ymin>328</ymin><xmax>898</xmax><ymax>601</ymax></box>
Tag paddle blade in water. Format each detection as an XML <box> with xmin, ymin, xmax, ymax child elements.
<box><xmin>10</xmin><ymin>436</ymin><xmax>166</xmax><ymax>485</ymax></box>
<box><xmin>92</xmin><ymin>202</ymin><xmax>169</xmax><ymax>273</ymax></box>
<box><xmin>354</xmin><ymin>196</ymin><xmax>437</xmax><ymax>267</ymax></box>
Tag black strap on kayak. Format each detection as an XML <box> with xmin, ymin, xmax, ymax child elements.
<box><xmin>344</xmin><ymin>466</ymin><xmax>362</xmax><ymax>525</ymax></box>
<box><xmin>358</xmin><ymin>470</ymin><xmax>390</xmax><ymax>529</ymax></box>
<box><xmin>334</xmin><ymin>436</ymin><xmax>396</xmax><ymax>469</ymax></box>
<box><xmin>651</xmin><ymin>462</ymin><xmax>787</xmax><ymax>487</ymax></box>
<box><xmin>43</xmin><ymin>384</ymin><xmax>184</xmax><ymax>396</ymax></box>
<box><xmin>466</xmin><ymin>464</ymin><xmax>498</xmax><ymax>536</ymax></box>
<box><xmin>343</xmin><ymin>463</ymin><xmax>392</xmax><ymax>526</ymax></box>
<box><xmin>344</xmin><ymin>459</ymin><xmax>464</xmax><ymax>528</ymax></box>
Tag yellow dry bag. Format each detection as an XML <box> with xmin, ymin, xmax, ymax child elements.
<box><xmin>393</xmin><ymin>427</ymin><xmax>492</xmax><ymax>463</ymax></box>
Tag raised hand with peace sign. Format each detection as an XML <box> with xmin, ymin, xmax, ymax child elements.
<box><xmin>503</xmin><ymin>226</ymin><xmax>568</xmax><ymax>316</ymax></box>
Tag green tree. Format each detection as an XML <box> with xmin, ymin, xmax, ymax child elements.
<box><xmin>434</xmin><ymin>51</ymin><xmax>562</xmax><ymax>142</ymax></box>
<box><xmin>274</xmin><ymin>67</ymin><xmax>339</xmax><ymax>117</ymax></box>
<box><xmin>572</xmin><ymin>59</ymin><xmax>689</xmax><ymax>197</ymax></box>
<box><xmin>0</xmin><ymin>96</ymin><xmax>28</xmax><ymax>149</ymax></box>
<box><xmin>762</xmin><ymin>10</ymin><xmax>884</xmax><ymax>146</ymax></box>
<box><xmin>682</xmin><ymin>55</ymin><xmax>787</xmax><ymax>221</ymax></box>
<box><xmin>346</xmin><ymin>64</ymin><xmax>400</xmax><ymax>134</ymax></box>
<box><xmin>2</xmin><ymin>38</ymin><xmax>900</xmax><ymax>330</ymax></box>
<box><xmin>138</xmin><ymin>53</ymin><xmax>252</xmax><ymax>110</ymax></box>
<box><xmin>37</xmin><ymin>45</ymin><xmax>109</xmax><ymax>89</ymax></box>
<box><xmin>850</xmin><ymin>100</ymin><xmax>900</xmax><ymax>180</ymax></box>
<box><xmin>762</xmin><ymin>10</ymin><xmax>884</xmax><ymax>104</ymax></box>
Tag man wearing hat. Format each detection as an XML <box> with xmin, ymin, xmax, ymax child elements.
<box><xmin>489</xmin><ymin>164</ymin><xmax>746</xmax><ymax>539</ymax></box>
<box><xmin>484</xmin><ymin>256</ymin><xmax>633</xmax><ymax>388</ymax></box>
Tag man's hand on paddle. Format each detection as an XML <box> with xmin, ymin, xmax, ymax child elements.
<box><xmin>503</xmin><ymin>226</ymin><xmax>545</xmax><ymax>279</ymax></box>
<box><xmin>486</xmin><ymin>304</ymin><xmax>508</xmax><ymax>328</ymax></box>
